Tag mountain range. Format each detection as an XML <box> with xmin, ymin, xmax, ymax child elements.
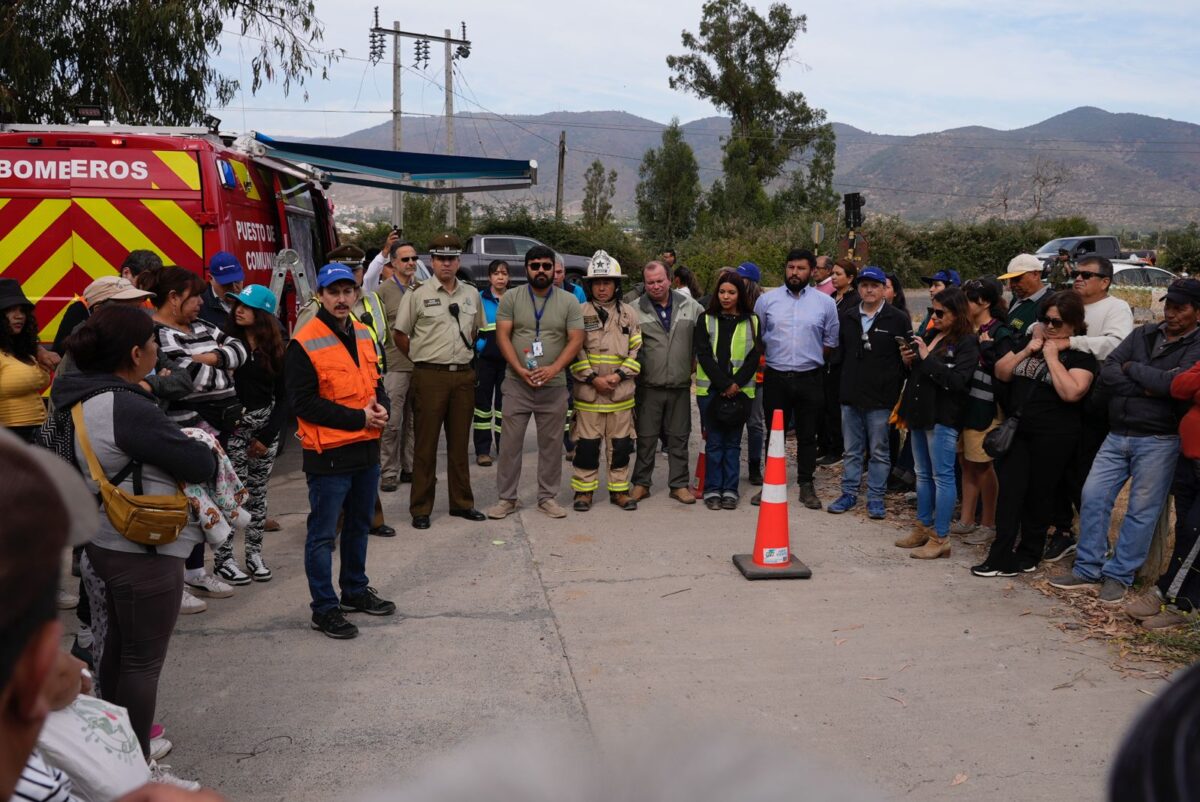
<box><xmin>311</xmin><ymin>106</ymin><xmax>1200</xmax><ymax>229</ymax></box>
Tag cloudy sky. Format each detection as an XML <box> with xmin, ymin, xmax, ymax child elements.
<box><xmin>210</xmin><ymin>0</ymin><xmax>1200</xmax><ymax>139</ymax></box>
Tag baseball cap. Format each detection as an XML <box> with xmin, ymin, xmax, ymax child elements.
<box><xmin>225</xmin><ymin>284</ymin><xmax>277</xmax><ymax>315</ymax></box>
<box><xmin>208</xmin><ymin>251</ymin><xmax>246</xmax><ymax>285</ymax></box>
<box><xmin>0</xmin><ymin>428</ymin><xmax>99</xmax><ymax>548</ymax></box>
<box><xmin>82</xmin><ymin>276</ymin><xmax>153</xmax><ymax>307</ymax></box>
<box><xmin>316</xmin><ymin>263</ymin><xmax>358</xmax><ymax>288</ymax></box>
<box><xmin>736</xmin><ymin>262</ymin><xmax>761</xmax><ymax>284</ymax></box>
<box><xmin>429</xmin><ymin>233</ymin><xmax>463</xmax><ymax>256</ymax></box>
<box><xmin>998</xmin><ymin>254</ymin><xmax>1044</xmax><ymax>281</ymax></box>
<box><xmin>857</xmin><ymin>266</ymin><xmax>887</xmax><ymax>285</ymax></box>
<box><xmin>327</xmin><ymin>244</ymin><xmax>366</xmax><ymax>267</ymax></box>
<box><xmin>920</xmin><ymin>269</ymin><xmax>961</xmax><ymax>287</ymax></box>
<box><xmin>1164</xmin><ymin>278</ymin><xmax>1200</xmax><ymax>307</ymax></box>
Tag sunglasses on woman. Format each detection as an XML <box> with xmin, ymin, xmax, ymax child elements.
<box><xmin>1038</xmin><ymin>314</ymin><xmax>1065</xmax><ymax>328</ymax></box>
<box><xmin>928</xmin><ymin>307</ymin><xmax>946</xmax><ymax>319</ymax></box>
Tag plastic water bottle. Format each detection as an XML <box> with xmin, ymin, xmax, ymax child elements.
<box><xmin>524</xmin><ymin>348</ymin><xmax>538</xmax><ymax>371</ymax></box>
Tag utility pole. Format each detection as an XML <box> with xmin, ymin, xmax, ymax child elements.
<box><xmin>391</xmin><ymin>19</ymin><xmax>403</xmax><ymax>232</ymax></box>
<box><xmin>555</xmin><ymin>131</ymin><xmax>566</xmax><ymax>222</ymax></box>
<box><xmin>367</xmin><ymin>13</ymin><xmax>471</xmax><ymax>230</ymax></box>
<box><xmin>444</xmin><ymin>28</ymin><xmax>456</xmax><ymax>229</ymax></box>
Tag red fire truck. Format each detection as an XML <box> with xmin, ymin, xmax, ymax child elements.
<box><xmin>0</xmin><ymin>125</ymin><xmax>337</xmax><ymax>340</ymax></box>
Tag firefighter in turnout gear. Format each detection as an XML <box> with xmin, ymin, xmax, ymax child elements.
<box><xmin>569</xmin><ymin>251</ymin><xmax>642</xmax><ymax>512</ymax></box>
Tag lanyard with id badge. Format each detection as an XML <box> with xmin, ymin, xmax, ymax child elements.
<box><xmin>528</xmin><ymin>284</ymin><xmax>548</xmax><ymax>359</ymax></box>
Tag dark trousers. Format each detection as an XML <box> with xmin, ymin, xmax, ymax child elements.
<box><xmin>762</xmin><ymin>367</ymin><xmax>823</xmax><ymax>484</ymax></box>
<box><xmin>85</xmin><ymin>545</ymin><xmax>184</xmax><ymax>757</ymax></box>
<box><xmin>305</xmin><ymin>464</ymin><xmax>377</xmax><ymax>614</ymax></box>
<box><xmin>986</xmin><ymin>429</ymin><xmax>1078</xmax><ymax>571</ymax></box>
<box><xmin>1051</xmin><ymin>419</ymin><xmax>1108</xmax><ymax>532</ymax></box>
<box><xmin>411</xmin><ymin>366</ymin><xmax>476</xmax><ymax>516</ymax></box>
<box><xmin>1162</xmin><ymin>459</ymin><xmax>1200</xmax><ymax>611</ymax></box>
<box><xmin>473</xmin><ymin>358</ymin><xmax>505</xmax><ymax>457</ymax></box>
<box><xmin>818</xmin><ymin>365</ymin><xmax>843</xmax><ymax>456</ymax></box>
<box><xmin>633</xmin><ymin>385</ymin><xmax>692</xmax><ymax>490</ymax></box>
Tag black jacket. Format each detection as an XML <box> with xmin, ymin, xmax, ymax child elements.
<box><xmin>197</xmin><ymin>286</ymin><xmax>231</xmax><ymax>330</ymax></box>
<box><xmin>838</xmin><ymin>303</ymin><xmax>913</xmax><ymax>410</ymax></box>
<box><xmin>693</xmin><ymin>312</ymin><xmax>761</xmax><ymax>395</ymax></box>
<box><xmin>899</xmin><ymin>333</ymin><xmax>979</xmax><ymax>430</ymax></box>
<box><xmin>284</xmin><ymin>307</ymin><xmax>389</xmax><ymax>474</ymax></box>
<box><xmin>1101</xmin><ymin>322</ymin><xmax>1200</xmax><ymax>436</ymax></box>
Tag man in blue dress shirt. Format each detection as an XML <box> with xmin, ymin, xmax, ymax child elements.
<box><xmin>752</xmin><ymin>248</ymin><xmax>840</xmax><ymax>510</ymax></box>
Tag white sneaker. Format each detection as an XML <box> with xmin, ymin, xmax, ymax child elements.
<box><xmin>149</xmin><ymin>736</ymin><xmax>173</xmax><ymax>761</ymax></box>
<box><xmin>184</xmin><ymin>571</ymin><xmax>234</xmax><ymax>598</ymax></box>
<box><xmin>56</xmin><ymin>586</ymin><xmax>79</xmax><ymax>610</ymax></box>
<box><xmin>179</xmin><ymin>589</ymin><xmax>207</xmax><ymax>615</ymax></box>
<box><xmin>245</xmin><ymin>554</ymin><xmax>273</xmax><ymax>582</ymax></box>
<box><xmin>148</xmin><ymin>760</ymin><xmax>200</xmax><ymax>791</ymax></box>
<box><xmin>214</xmin><ymin>559</ymin><xmax>252</xmax><ymax>586</ymax></box>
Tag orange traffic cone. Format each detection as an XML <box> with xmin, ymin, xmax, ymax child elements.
<box><xmin>733</xmin><ymin>409</ymin><xmax>812</xmax><ymax>580</ymax></box>
<box><xmin>691</xmin><ymin>447</ymin><xmax>707</xmax><ymax>500</ymax></box>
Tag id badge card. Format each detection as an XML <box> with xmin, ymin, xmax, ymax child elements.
<box><xmin>531</xmin><ymin>340</ymin><xmax>544</xmax><ymax>358</ymax></box>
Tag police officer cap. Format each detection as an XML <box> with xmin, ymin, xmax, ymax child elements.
<box><xmin>428</xmin><ymin>233</ymin><xmax>463</xmax><ymax>256</ymax></box>
<box><xmin>326</xmin><ymin>244</ymin><xmax>365</xmax><ymax>267</ymax></box>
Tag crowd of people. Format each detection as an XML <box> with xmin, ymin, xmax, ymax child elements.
<box><xmin>3</xmin><ymin>233</ymin><xmax>1200</xmax><ymax>798</ymax></box>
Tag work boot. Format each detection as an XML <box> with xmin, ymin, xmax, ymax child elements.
<box><xmin>573</xmin><ymin>493</ymin><xmax>593</xmax><ymax>512</ymax></box>
<box><xmin>798</xmin><ymin>482</ymin><xmax>821</xmax><ymax>510</ymax></box>
<box><xmin>1140</xmin><ymin>608</ymin><xmax>1189</xmax><ymax>631</ymax></box>
<box><xmin>485</xmin><ymin>499</ymin><xmax>519</xmax><ymax>519</ymax></box>
<box><xmin>1125</xmin><ymin>587</ymin><xmax>1165</xmax><ymax>621</ymax></box>
<box><xmin>748</xmin><ymin>465</ymin><xmax>763</xmax><ymax>486</ymax></box>
<box><xmin>669</xmin><ymin>487</ymin><xmax>696</xmax><ymax>505</ymax></box>
<box><xmin>895</xmin><ymin>523</ymin><xmax>933</xmax><ymax>549</ymax></box>
<box><xmin>910</xmin><ymin>535</ymin><xmax>951</xmax><ymax>559</ymax></box>
<box><xmin>630</xmin><ymin>485</ymin><xmax>651</xmax><ymax>502</ymax></box>
<box><xmin>610</xmin><ymin>492</ymin><xmax>637</xmax><ymax>511</ymax></box>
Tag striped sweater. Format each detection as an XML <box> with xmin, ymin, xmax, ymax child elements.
<box><xmin>154</xmin><ymin>318</ymin><xmax>248</xmax><ymax>426</ymax></box>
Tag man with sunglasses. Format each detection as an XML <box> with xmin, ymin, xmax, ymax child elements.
<box><xmin>377</xmin><ymin>240</ymin><xmax>422</xmax><ymax>492</ymax></box>
<box><xmin>1052</xmin><ymin>278</ymin><xmax>1200</xmax><ymax>604</ymax></box>
<box><xmin>486</xmin><ymin>245</ymin><xmax>585</xmax><ymax>519</ymax></box>
<box><xmin>998</xmin><ymin>253</ymin><xmax>1049</xmax><ymax>336</ymax></box>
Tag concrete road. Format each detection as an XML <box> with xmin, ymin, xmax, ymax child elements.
<box><xmin>141</xmin><ymin>418</ymin><xmax>1158</xmax><ymax>801</ymax></box>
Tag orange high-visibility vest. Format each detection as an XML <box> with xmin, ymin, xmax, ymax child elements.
<box><xmin>293</xmin><ymin>315</ymin><xmax>382</xmax><ymax>453</ymax></box>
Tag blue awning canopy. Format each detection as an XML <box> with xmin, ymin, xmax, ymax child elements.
<box><xmin>252</xmin><ymin>132</ymin><xmax>537</xmax><ymax>194</ymax></box>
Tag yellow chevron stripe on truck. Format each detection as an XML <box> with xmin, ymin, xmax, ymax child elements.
<box><xmin>75</xmin><ymin>197</ymin><xmax>168</xmax><ymax>261</ymax></box>
<box><xmin>153</xmin><ymin>151</ymin><xmax>202</xmax><ymax>191</ymax></box>
<box><xmin>141</xmin><ymin>199</ymin><xmax>202</xmax><ymax>256</ymax></box>
<box><xmin>21</xmin><ymin>237</ymin><xmax>73</xmax><ymax>301</ymax></box>
<box><xmin>0</xmin><ymin>199</ymin><xmax>69</xmax><ymax>273</ymax></box>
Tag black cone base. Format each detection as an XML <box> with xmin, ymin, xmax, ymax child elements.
<box><xmin>732</xmin><ymin>553</ymin><xmax>812</xmax><ymax>580</ymax></box>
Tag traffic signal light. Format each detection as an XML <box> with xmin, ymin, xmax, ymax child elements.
<box><xmin>843</xmin><ymin>192</ymin><xmax>864</xmax><ymax>230</ymax></box>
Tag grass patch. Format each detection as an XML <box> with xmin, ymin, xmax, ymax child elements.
<box><xmin>1141</xmin><ymin>621</ymin><xmax>1200</xmax><ymax>664</ymax></box>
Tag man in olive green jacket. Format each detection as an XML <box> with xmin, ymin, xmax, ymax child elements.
<box><xmin>630</xmin><ymin>261</ymin><xmax>704</xmax><ymax>504</ymax></box>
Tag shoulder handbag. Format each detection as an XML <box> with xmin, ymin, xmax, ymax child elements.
<box><xmin>981</xmin><ymin>412</ymin><xmax>1019</xmax><ymax>459</ymax></box>
<box><xmin>71</xmin><ymin>404</ymin><xmax>189</xmax><ymax>546</ymax></box>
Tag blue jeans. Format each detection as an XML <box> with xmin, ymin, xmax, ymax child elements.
<box><xmin>910</xmin><ymin>425</ymin><xmax>958</xmax><ymax>538</ymax></box>
<box><xmin>698</xmin><ymin>395</ymin><xmax>744</xmax><ymax>499</ymax></box>
<box><xmin>1074</xmin><ymin>433</ymin><xmax>1179</xmax><ymax>587</ymax></box>
<box><xmin>304</xmin><ymin>464</ymin><xmax>380</xmax><ymax>614</ymax></box>
<box><xmin>840</xmin><ymin>406</ymin><xmax>891</xmax><ymax>502</ymax></box>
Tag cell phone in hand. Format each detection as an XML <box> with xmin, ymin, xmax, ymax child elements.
<box><xmin>894</xmin><ymin>336</ymin><xmax>912</xmax><ymax>349</ymax></box>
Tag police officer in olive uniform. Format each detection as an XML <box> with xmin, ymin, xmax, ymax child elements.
<box><xmin>394</xmin><ymin>234</ymin><xmax>487</xmax><ymax>529</ymax></box>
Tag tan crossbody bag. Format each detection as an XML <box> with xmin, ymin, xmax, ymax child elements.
<box><xmin>71</xmin><ymin>404</ymin><xmax>189</xmax><ymax>546</ymax></box>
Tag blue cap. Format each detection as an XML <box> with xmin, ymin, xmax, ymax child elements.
<box><xmin>208</xmin><ymin>251</ymin><xmax>245</xmax><ymax>285</ymax></box>
<box><xmin>317</xmin><ymin>263</ymin><xmax>357</xmax><ymax>288</ymax></box>
<box><xmin>736</xmin><ymin>261</ymin><xmax>761</xmax><ymax>283</ymax></box>
<box><xmin>225</xmin><ymin>284</ymin><xmax>277</xmax><ymax>315</ymax></box>
<box><xmin>920</xmin><ymin>269</ymin><xmax>961</xmax><ymax>287</ymax></box>
<box><xmin>857</xmin><ymin>266</ymin><xmax>887</xmax><ymax>285</ymax></box>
